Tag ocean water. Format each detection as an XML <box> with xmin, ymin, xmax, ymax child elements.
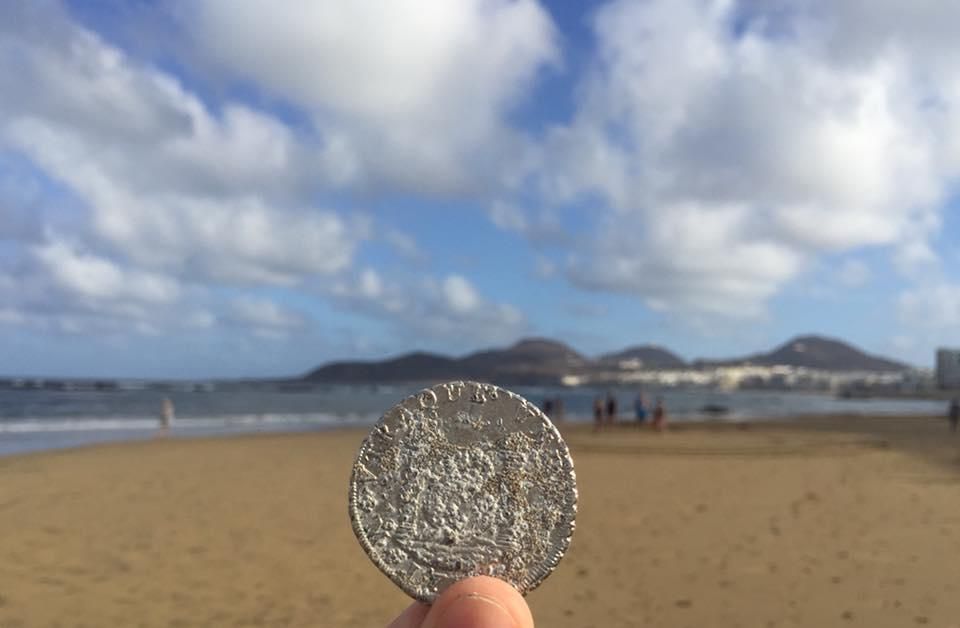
<box><xmin>0</xmin><ymin>383</ymin><xmax>948</xmax><ymax>457</ymax></box>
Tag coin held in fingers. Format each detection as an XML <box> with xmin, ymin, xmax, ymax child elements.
<box><xmin>348</xmin><ymin>381</ymin><xmax>578</xmax><ymax>602</ymax></box>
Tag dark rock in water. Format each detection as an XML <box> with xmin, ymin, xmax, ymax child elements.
<box><xmin>700</xmin><ymin>404</ymin><xmax>730</xmax><ymax>415</ymax></box>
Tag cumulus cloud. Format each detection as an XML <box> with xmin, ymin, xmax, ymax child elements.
<box><xmin>183</xmin><ymin>0</ymin><xmax>559</xmax><ymax>192</ymax></box>
<box><xmin>0</xmin><ymin>156</ymin><xmax>50</xmax><ymax>243</ymax></box>
<box><xmin>535</xmin><ymin>0</ymin><xmax>960</xmax><ymax>318</ymax></box>
<box><xmin>899</xmin><ymin>280</ymin><xmax>960</xmax><ymax>331</ymax></box>
<box><xmin>382</xmin><ymin>229</ymin><xmax>425</xmax><ymax>263</ymax></box>
<box><xmin>0</xmin><ymin>0</ymin><xmax>387</xmax><ymax>349</ymax></box>
<box><xmin>0</xmin><ymin>2</ymin><xmax>550</xmax><ymax>363</ymax></box>
<box><xmin>895</xmin><ymin>276</ymin><xmax>960</xmax><ymax>362</ymax></box>
<box><xmin>227</xmin><ymin>296</ymin><xmax>306</xmax><ymax>339</ymax></box>
<box><xmin>7</xmin><ymin>0</ymin><xmax>960</xmax><ymax>370</ymax></box>
<box><xmin>489</xmin><ymin>201</ymin><xmax>529</xmax><ymax>233</ymax></box>
<box><xmin>836</xmin><ymin>259</ymin><xmax>871</xmax><ymax>288</ymax></box>
<box><xmin>571</xmin><ymin>204</ymin><xmax>804</xmax><ymax>317</ymax></box>
<box><xmin>442</xmin><ymin>275</ymin><xmax>482</xmax><ymax>314</ymax></box>
<box><xmin>329</xmin><ymin>269</ymin><xmax>526</xmax><ymax>347</ymax></box>
<box><xmin>0</xmin><ymin>3</ymin><xmax>364</xmax><ymax>288</ymax></box>
<box><xmin>33</xmin><ymin>239</ymin><xmax>180</xmax><ymax>305</ymax></box>
<box><xmin>488</xmin><ymin>200</ymin><xmax>570</xmax><ymax>247</ymax></box>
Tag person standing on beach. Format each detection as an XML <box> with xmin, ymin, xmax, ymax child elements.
<box><xmin>949</xmin><ymin>397</ymin><xmax>960</xmax><ymax>433</ymax></box>
<box><xmin>554</xmin><ymin>397</ymin><xmax>565</xmax><ymax>423</ymax></box>
<box><xmin>605</xmin><ymin>392</ymin><xmax>617</xmax><ymax>426</ymax></box>
<box><xmin>541</xmin><ymin>398</ymin><xmax>554</xmax><ymax>417</ymax></box>
<box><xmin>593</xmin><ymin>396</ymin><xmax>605</xmax><ymax>432</ymax></box>
<box><xmin>652</xmin><ymin>397</ymin><xmax>667</xmax><ymax>432</ymax></box>
<box><xmin>634</xmin><ymin>392</ymin><xmax>648</xmax><ymax>427</ymax></box>
<box><xmin>159</xmin><ymin>397</ymin><xmax>175</xmax><ymax>436</ymax></box>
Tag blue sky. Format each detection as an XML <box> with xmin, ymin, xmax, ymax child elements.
<box><xmin>2</xmin><ymin>0</ymin><xmax>960</xmax><ymax>378</ymax></box>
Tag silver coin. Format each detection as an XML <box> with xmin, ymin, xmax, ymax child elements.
<box><xmin>348</xmin><ymin>381</ymin><xmax>577</xmax><ymax>602</ymax></box>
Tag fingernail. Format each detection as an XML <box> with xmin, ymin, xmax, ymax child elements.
<box><xmin>435</xmin><ymin>592</ymin><xmax>517</xmax><ymax>628</ymax></box>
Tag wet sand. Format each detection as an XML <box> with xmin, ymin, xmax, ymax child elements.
<box><xmin>1</xmin><ymin>416</ymin><xmax>959</xmax><ymax>627</ymax></box>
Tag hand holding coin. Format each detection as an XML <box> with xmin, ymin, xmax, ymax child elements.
<box><xmin>350</xmin><ymin>382</ymin><xmax>578</xmax><ymax>623</ymax></box>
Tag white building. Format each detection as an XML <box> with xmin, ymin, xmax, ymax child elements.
<box><xmin>936</xmin><ymin>348</ymin><xmax>960</xmax><ymax>389</ymax></box>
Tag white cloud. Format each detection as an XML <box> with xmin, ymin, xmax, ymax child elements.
<box><xmin>489</xmin><ymin>201</ymin><xmax>529</xmax><ymax>233</ymax></box>
<box><xmin>184</xmin><ymin>0</ymin><xmax>558</xmax><ymax>192</ymax></box>
<box><xmin>0</xmin><ymin>3</ymin><xmax>544</xmax><ymax>359</ymax></box>
<box><xmin>0</xmin><ymin>158</ymin><xmax>48</xmax><ymax>242</ymax></box>
<box><xmin>488</xmin><ymin>200</ymin><xmax>570</xmax><ymax>247</ymax></box>
<box><xmin>0</xmin><ymin>4</ymin><xmax>364</xmax><ymax>289</ymax></box>
<box><xmin>836</xmin><ymin>259</ymin><xmax>871</xmax><ymax>288</ymax></box>
<box><xmin>442</xmin><ymin>275</ymin><xmax>481</xmax><ymax>313</ymax></box>
<box><xmin>570</xmin><ymin>203</ymin><xmax>804</xmax><ymax>318</ymax></box>
<box><xmin>899</xmin><ymin>280</ymin><xmax>960</xmax><ymax>331</ymax></box>
<box><xmin>0</xmin><ymin>238</ymin><xmax>187</xmax><ymax>337</ymax></box>
<box><xmin>33</xmin><ymin>239</ymin><xmax>180</xmax><ymax>305</ymax></box>
<box><xmin>533</xmin><ymin>0</ymin><xmax>960</xmax><ymax>319</ymax></box>
<box><xmin>329</xmin><ymin>269</ymin><xmax>526</xmax><ymax>347</ymax></box>
<box><xmin>357</xmin><ymin>268</ymin><xmax>383</xmax><ymax>300</ymax></box>
<box><xmin>183</xmin><ymin>309</ymin><xmax>216</xmax><ymax>329</ymax></box>
<box><xmin>229</xmin><ymin>296</ymin><xmax>306</xmax><ymax>331</ymax></box>
<box><xmin>0</xmin><ymin>9</ymin><xmax>316</xmax><ymax>198</ymax></box>
<box><xmin>0</xmin><ymin>307</ymin><xmax>26</xmax><ymax>326</ymax></box>
<box><xmin>534</xmin><ymin>256</ymin><xmax>557</xmax><ymax>279</ymax></box>
<box><xmin>383</xmin><ymin>229</ymin><xmax>425</xmax><ymax>263</ymax></box>
<box><xmin>896</xmin><ymin>277</ymin><xmax>960</xmax><ymax>364</ymax></box>
<box><xmin>9</xmin><ymin>0</ymin><xmax>960</xmax><ymax>366</ymax></box>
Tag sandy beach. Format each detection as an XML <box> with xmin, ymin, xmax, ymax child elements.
<box><xmin>1</xmin><ymin>416</ymin><xmax>959</xmax><ymax>628</ymax></box>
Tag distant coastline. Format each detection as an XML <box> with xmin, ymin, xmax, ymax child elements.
<box><xmin>300</xmin><ymin>335</ymin><xmax>939</xmax><ymax>398</ymax></box>
<box><xmin>4</xmin><ymin>334</ymin><xmax>954</xmax><ymax>400</ymax></box>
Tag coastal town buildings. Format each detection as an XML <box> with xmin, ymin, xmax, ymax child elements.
<box><xmin>576</xmin><ymin>362</ymin><xmax>933</xmax><ymax>396</ymax></box>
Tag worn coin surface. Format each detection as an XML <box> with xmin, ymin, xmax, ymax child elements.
<box><xmin>348</xmin><ymin>381</ymin><xmax>577</xmax><ymax>602</ymax></box>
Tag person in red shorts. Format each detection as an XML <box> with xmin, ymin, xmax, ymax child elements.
<box><xmin>652</xmin><ymin>397</ymin><xmax>667</xmax><ymax>432</ymax></box>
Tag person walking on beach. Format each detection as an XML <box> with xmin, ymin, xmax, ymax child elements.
<box><xmin>541</xmin><ymin>398</ymin><xmax>554</xmax><ymax>417</ymax></box>
<box><xmin>652</xmin><ymin>397</ymin><xmax>667</xmax><ymax>432</ymax></box>
<box><xmin>634</xmin><ymin>392</ymin><xmax>648</xmax><ymax>427</ymax></box>
<box><xmin>605</xmin><ymin>392</ymin><xmax>618</xmax><ymax>426</ymax></box>
<box><xmin>159</xmin><ymin>397</ymin><xmax>175</xmax><ymax>436</ymax></box>
<box><xmin>593</xmin><ymin>396</ymin><xmax>604</xmax><ymax>433</ymax></box>
<box><xmin>949</xmin><ymin>397</ymin><xmax>960</xmax><ymax>433</ymax></box>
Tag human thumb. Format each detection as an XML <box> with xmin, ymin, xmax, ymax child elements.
<box><xmin>420</xmin><ymin>576</ymin><xmax>534</xmax><ymax>628</ymax></box>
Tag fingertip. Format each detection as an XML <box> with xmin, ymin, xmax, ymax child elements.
<box><xmin>386</xmin><ymin>601</ymin><xmax>430</xmax><ymax>628</ymax></box>
<box><xmin>422</xmin><ymin>576</ymin><xmax>534</xmax><ymax>628</ymax></box>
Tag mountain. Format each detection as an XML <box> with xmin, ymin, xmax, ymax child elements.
<box><xmin>303</xmin><ymin>334</ymin><xmax>911</xmax><ymax>385</ymax></box>
<box><xmin>303</xmin><ymin>339</ymin><xmax>588</xmax><ymax>385</ymax></box>
<box><xmin>460</xmin><ymin>338</ymin><xmax>589</xmax><ymax>385</ymax></box>
<box><xmin>599</xmin><ymin>345</ymin><xmax>686</xmax><ymax>369</ymax></box>
<box><xmin>303</xmin><ymin>351</ymin><xmax>462</xmax><ymax>383</ymax></box>
<box><xmin>695</xmin><ymin>335</ymin><xmax>909</xmax><ymax>372</ymax></box>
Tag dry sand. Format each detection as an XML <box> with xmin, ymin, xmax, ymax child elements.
<box><xmin>1</xmin><ymin>416</ymin><xmax>959</xmax><ymax>627</ymax></box>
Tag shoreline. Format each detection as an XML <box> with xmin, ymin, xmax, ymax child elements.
<box><xmin>0</xmin><ymin>408</ymin><xmax>948</xmax><ymax>459</ymax></box>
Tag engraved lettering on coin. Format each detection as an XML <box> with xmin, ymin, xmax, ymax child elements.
<box><xmin>418</xmin><ymin>389</ymin><xmax>438</xmax><ymax>409</ymax></box>
<box><xmin>348</xmin><ymin>381</ymin><xmax>578</xmax><ymax>602</ymax></box>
